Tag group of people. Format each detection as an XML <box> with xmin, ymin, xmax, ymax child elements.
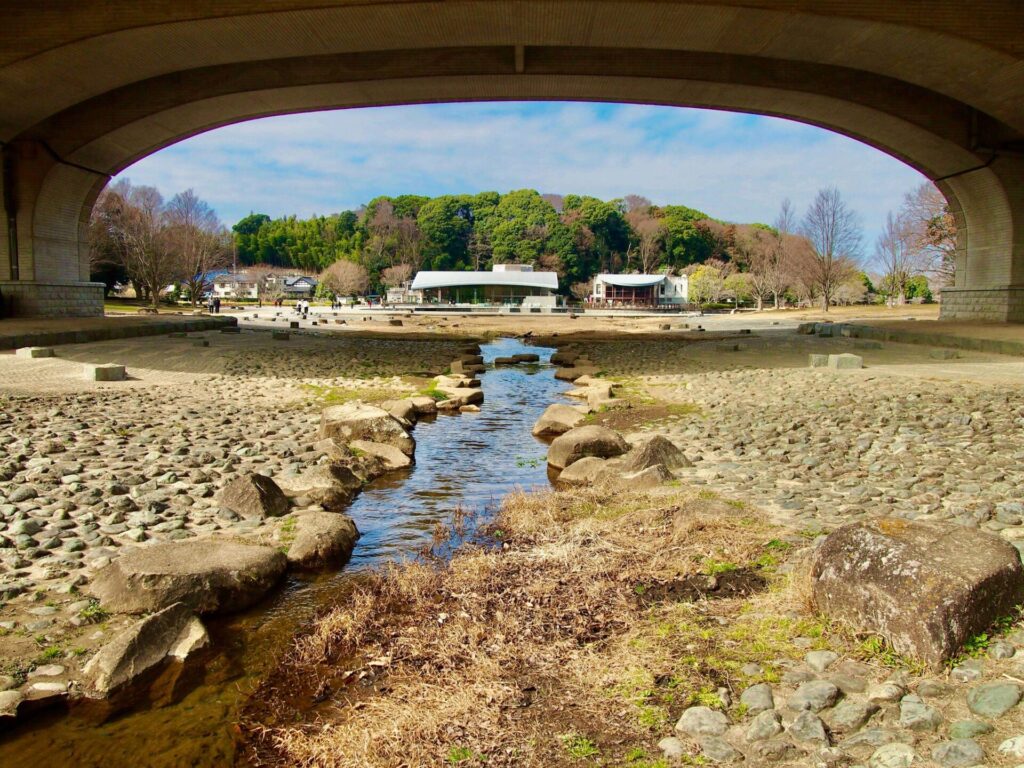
<box><xmin>205</xmin><ymin>295</ymin><xmax>221</xmax><ymax>313</ymax></box>
<box><xmin>294</xmin><ymin>298</ymin><xmax>310</xmax><ymax>317</ymax></box>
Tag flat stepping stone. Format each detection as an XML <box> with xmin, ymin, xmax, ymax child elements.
<box><xmin>83</xmin><ymin>363</ymin><xmax>126</xmax><ymax>381</ymax></box>
<box><xmin>88</xmin><ymin>539</ymin><xmax>286</xmax><ymax>615</ymax></box>
<box><xmin>15</xmin><ymin>347</ymin><xmax>54</xmax><ymax>358</ymax></box>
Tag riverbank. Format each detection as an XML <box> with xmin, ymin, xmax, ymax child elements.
<box><xmin>241</xmin><ymin>328</ymin><xmax>1024</xmax><ymax>767</ymax></box>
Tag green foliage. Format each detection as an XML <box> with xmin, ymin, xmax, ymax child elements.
<box><xmin>561</xmin><ymin>734</ymin><xmax>600</xmax><ymax>760</ymax></box>
<box><xmin>446</xmin><ymin>746</ymin><xmax>476</xmax><ymax>764</ymax></box>
<box><xmin>231</xmin><ymin>191</ymin><xmax>730</xmax><ymax>296</ymax></box>
<box><xmin>905</xmin><ymin>274</ymin><xmax>933</xmax><ymax>302</ymax></box>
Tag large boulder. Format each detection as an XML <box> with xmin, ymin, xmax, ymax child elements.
<box><xmin>409</xmin><ymin>396</ymin><xmax>438</xmax><ymax>415</ymax></box>
<box><xmin>532</xmin><ymin>404</ymin><xmax>587</xmax><ymax>437</ymax></box>
<box><xmin>83</xmin><ymin>602</ymin><xmax>208</xmax><ymax>695</ymax></box>
<box><xmin>286</xmin><ymin>512</ymin><xmax>360</xmax><ymax>569</ymax></box>
<box><xmin>380</xmin><ymin>398</ymin><xmax>417</xmax><ymax>426</ymax></box>
<box><xmin>556</xmin><ymin>456</ymin><xmax>609</xmax><ymax>486</ymax></box>
<box><xmin>217</xmin><ymin>473</ymin><xmax>290</xmax><ymax>519</ymax></box>
<box><xmin>319</xmin><ymin>402</ymin><xmax>415</xmax><ymax>456</ymax></box>
<box><xmin>287</xmin><ymin>462</ymin><xmax>363</xmax><ymax>510</ymax></box>
<box><xmin>547</xmin><ymin>425</ymin><xmax>629</xmax><ymax>469</ymax></box>
<box><xmin>89</xmin><ymin>539</ymin><xmax>287</xmax><ymax>615</ymax></box>
<box><xmin>350</xmin><ymin>439</ymin><xmax>413</xmax><ymax>470</ymax></box>
<box><xmin>620</xmin><ymin>435</ymin><xmax>692</xmax><ymax>472</ymax></box>
<box><xmin>810</xmin><ymin>519</ymin><xmax>1024</xmax><ymax>665</ymax></box>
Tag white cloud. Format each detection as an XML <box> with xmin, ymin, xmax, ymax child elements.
<box><xmin>118</xmin><ymin>102</ymin><xmax>927</xmax><ymax>248</ymax></box>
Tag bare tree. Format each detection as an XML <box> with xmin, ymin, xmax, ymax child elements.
<box><xmin>395</xmin><ymin>217</ymin><xmax>424</xmax><ymax>268</ymax></box>
<box><xmin>366</xmin><ymin>200</ymin><xmax>398</xmax><ymax>264</ymax></box>
<box><xmin>732</xmin><ymin>225</ymin><xmax>776</xmax><ymax>310</ymax></box>
<box><xmin>320</xmin><ymin>260</ymin><xmax>369</xmax><ymax>298</ymax></box>
<box><xmin>381</xmin><ymin>263</ymin><xmax>413</xmax><ymax>288</ymax></box>
<box><xmin>468</xmin><ymin>229</ymin><xmax>492</xmax><ymax>271</ymax></box>
<box><xmin>540</xmin><ymin>193</ymin><xmax>565</xmax><ymax>213</ymax></box>
<box><xmin>875</xmin><ymin>210</ymin><xmax>924</xmax><ymax>305</ymax></box>
<box><xmin>622</xmin><ymin>194</ymin><xmax>653</xmax><ymax>213</ymax></box>
<box><xmin>625</xmin><ymin>208</ymin><xmax>666</xmax><ymax>274</ymax></box>
<box><xmin>570</xmin><ymin>280</ymin><xmax>593</xmax><ymax>301</ymax></box>
<box><xmin>114</xmin><ymin>184</ymin><xmax>184</xmax><ymax>309</ymax></box>
<box><xmin>799</xmin><ymin>188</ymin><xmax>862</xmax><ymax>311</ymax></box>
<box><xmin>165</xmin><ymin>189</ymin><xmax>231</xmax><ymax>308</ymax></box>
<box><xmin>900</xmin><ymin>182</ymin><xmax>957</xmax><ymax>286</ymax></box>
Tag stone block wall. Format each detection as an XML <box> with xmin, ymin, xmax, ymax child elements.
<box><xmin>940</xmin><ymin>288</ymin><xmax>1024</xmax><ymax>323</ymax></box>
<box><xmin>0</xmin><ymin>281</ymin><xmax>104</xmax><ymax>317</ymax></box>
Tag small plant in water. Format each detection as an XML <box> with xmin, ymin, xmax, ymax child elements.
<box><xmin>515</xmin><ymin>457</ymin><xmax>541</xmax><ymax>468</ymax></box>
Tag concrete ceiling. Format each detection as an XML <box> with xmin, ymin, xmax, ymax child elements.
<box><xmin>1</xmin><ymin>2</ymin><xmax>1022</xmax><ymax>182</ymax></box>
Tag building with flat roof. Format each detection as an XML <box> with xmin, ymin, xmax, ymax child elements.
<box><xmin>410</xmin><ymin>264</ymin><xmax>559</xmax><ymax>306</ymax></box>
<box><xmin>591</xmin><ymin>273</ymin><xmax>688</xmax><ymax>307</ymax></box>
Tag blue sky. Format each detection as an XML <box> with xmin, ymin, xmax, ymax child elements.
<box><xmin>116</xmin><ymin>101</ymin><xmax>927</xmax><ymax>248</ymax></box>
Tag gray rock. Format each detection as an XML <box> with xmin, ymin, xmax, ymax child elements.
<box><xmin>740</xmin><ymin>682</ymin><xmax>775</xmax><ymax>714</ymax></box>
<box><xmin>810</xmin><ymin>518</ymin><xmax>1024</xmax><ymax>665</ymax></box>
<box><xmin>319</xmin><ymin>402</ymin><xmax>415</xmax><ymax>456</ymax></box>
<box><xmin>699</xmin><ymin>735</ymin><xmax>742</xmax><ymax>763</ymax></box>
<box><xmin>950</xmin><ymin>659</ymin><xmax>984</xmax><ymax>683</ymax></box>
<box><xmin>789</xmin><ymin>710</ymin><xmax>830</xmax><ymax>744</ymax></box>
<box><xmin>868</xmin><ymin>743</ymin><xmax>917</xmax><ymax>768</ymax></box>
<box><xmin>966</xmin><ymin>681</ymin><xmax>1022</xmax><ymax>717</ymax></box>
<box><xmin>675</xmin><ymin>706</ymin><xmax>730</xmax><ymax>737</ymax></box>
<box><xmin>930</xmin><ymin>739</ymin><xmax>985</xmax><ymax>768</ymax></box>
<box><xmin>531</xmin><ymin>404</ymin><xmax>586</xmax><ymax>438</ymax></box>
<box><xmin>998</xmin><ymin>735</ymin><xmax>1024</xmax><ymax>759</ymax></box>
<box><xmin>657</xmin><ymin>737</ymin><xmax>685</xmax><ymax>760</ymax></box>
<box><xmin>217</xmin><ymin>473</ymin><xmax>289</xmax><ymax>520</ymax></box>
<box><xmin>745</xmin><ymin>710</ymin><xmax>783</xmax><ymax>741</ymax></box>
<box><xmin>841</xmin><ymin>728</ymin><xmax>914</xmax><ymax>749</ymax></box>
<box><xmin>898</xmin><ymin>694</ymin><xmax>942</xmax><ymax>731</ymax></box>
<box><xmin>788</xmin><ymin>680</ymin><xmax>841</xmax><ymax>712</ymax></box>
<box><xmin>547</xmin><ymin>425</ymin><xmax>629</xmax><ymax>470</ymax></box>
<box><xmin>948</xmin><ymin>720</ymin><xmax>993</xmax><ymax>740</ymax></box>
<box><xmin>88</xmin><ymin>539</ymin><xmax>286</xmax><ymax>614</ymax></box>
<box><xmin>0</xmin><ymin>690</ymin><xmax>23</xmax><ymax>718</ymax></box>
<box><xmin>83</xmin><ymin>602</ymin><xmax>208</xmax><ymax>694</ymax></box>
<box><xmin>285</xmin><ymin>512</ymin><xmax>359</xmax><ymax>570</ymax></box>
<box><xmin>556</xmin><ymin>456</ymin><xmax>609</xmax><ymax>486</ymax></box>
<box><xmin>989</xmin><ymin>639</ymin><xmax>1016</xmax><ymax>659</ymax></box>
<box><xmin>806</xmin><ymin>650</ymin><xmax>840</xmax><ymax>672</ymax></box>
<box><xmin>619</xmin><ymin>435</ymin><xmax>692</xmax><ymax>472</ymax></box>
<box><xmin>827</xmin><ymin>697</ymin><xmax>879</xmax><ymax>734</ymax></box>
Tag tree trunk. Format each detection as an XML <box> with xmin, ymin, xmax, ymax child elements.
<box><xmin>821</xmin><ymin>293</ymin><xmax>829</xmax><ymax>312</ymax></box>
<box><xmin>756</xmin><ymin>295</ymin><xmax>763</xmax><ymax>311</ymax></box>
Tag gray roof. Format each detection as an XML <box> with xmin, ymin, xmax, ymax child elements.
<box><xmin>596</xmin><ymin>273</ymin><xmax>666</xmax><ymax>288</ymax></box>
<box><xmin>411</xmin><ymin>270</ymin><xmax>558</xmax><ymax>291</ymax></box>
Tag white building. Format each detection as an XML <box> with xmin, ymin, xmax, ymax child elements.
<box><xmin>410</xmin><ymin>264</ymin><xmax>559</xmax><ymax>307</ymax></box>
<box><xmin>590</xmin><ymin>273</ymin><xmax>688</xmax><ymax>306</ymax></box>
<box><xmin>212</xmin><ymin>272</ymin><xmax>318</xmax><ymax>300</ymax></box>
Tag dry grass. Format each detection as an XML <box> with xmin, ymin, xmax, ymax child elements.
<box><xmin>241</xmin><ymin>486</ymin><xmax>833</xmax><ymax>767</ymax></box>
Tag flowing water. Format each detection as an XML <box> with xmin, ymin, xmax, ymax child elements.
<box><xmin>0</xmin><ymin>338</ymin><xmax>566</xmax><ymax>767</ymax></box>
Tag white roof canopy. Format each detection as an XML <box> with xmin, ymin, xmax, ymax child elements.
<box><xmin>596</xmin><ymin>274</ymin><xmax>666</xmax><ymax>288</ymax></box>
<box><xmin>411</xmin><ymin>270</ymin><xmax>558</xmax><ymax>291</ymax></box>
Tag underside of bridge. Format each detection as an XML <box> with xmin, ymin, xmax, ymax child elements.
<box><xmin>1</xmin><ymin>1</ymin><xmax>1022</xmax><ymax>319</ymax></box>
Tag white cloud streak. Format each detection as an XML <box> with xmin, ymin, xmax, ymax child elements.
<box><xmin>117</xmin><ymin>102</ymin><xmax>927</xmax><ymax>249</ymax></box>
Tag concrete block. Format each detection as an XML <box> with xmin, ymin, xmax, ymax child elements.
<box><xmin>84</xmin><ymin>363</ymin><xmax>126</xmax><ymax>381</ymax></box>
<box><xmin>290</xmin><ymin>321</ymin><xmax>300</xmax><ymax>329</ymax></box>
<box><xmin>192</xmin><ymin>340</ymin><xmax>209</xmax><ymax>347</ymax></box>
<box><xmin>15</xmin><ymin>347</ymin><xmax>54</xmax><ymax>358</ymax></box>
<box><xmin>272</xmin><ymin>331</ymin><xmax>290</xmax><ymax>341</ymax></box>
<box><xmin>827</xmin><ymin>353</ymin><xmax>863</xmax><ymax>370</ymax></box>
<box><xmin>809</xmin><ymin>354</ymin><xmax>828</xmax><ymax>367</ymax></box>
<box><xmin>220</xmin><ymin>327</ymin><xmax>240</xmax><ymax>334</ymax></box>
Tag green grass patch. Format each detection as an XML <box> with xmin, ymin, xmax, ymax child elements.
<box><xmin>561</xmin><ymin>734</ymin><xmax>600</xmax><ymax>760</ymax></box>
<box><xmin>302</xmin><ymin>383</ymin><xmax>406</xmax><ymax>405</ymax></box>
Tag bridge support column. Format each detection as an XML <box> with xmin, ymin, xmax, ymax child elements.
<box><xmin>0</xmin><ymin>140</ymin><xmax>104</xmax><ymax>318</ymax></box>
<box><xmin>940</xmin><ymin>155</ymin><xmax>1024</xmax><ymax>323</ymax></box>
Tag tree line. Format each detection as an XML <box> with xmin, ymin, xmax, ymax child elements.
<box><xmin>90</xmin><ymin>181</ymin><xmax>955</xmax><ymax>311</ymax></box>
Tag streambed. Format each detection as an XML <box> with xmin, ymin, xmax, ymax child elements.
<box><xmin>0</xmin><ymin>337</ymin><xmax>565</xmax><ymax>767</ymax></box>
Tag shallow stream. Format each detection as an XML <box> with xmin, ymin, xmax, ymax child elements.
<box><xmin>0</xmin><ymin>337</ymin><xmax>564</xmax><ymax>767</ymax></box>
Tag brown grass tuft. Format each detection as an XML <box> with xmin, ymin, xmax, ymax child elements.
<box><xmin>240</xmin><ymin>486</ymin><xmax>824</xmax><ymax>767</ymax></box>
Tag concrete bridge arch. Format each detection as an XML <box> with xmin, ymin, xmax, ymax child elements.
<box><xmin>1</xmin><ymin>1</ymin><xmax>1022</xmax><ymax>319</ymax></box>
